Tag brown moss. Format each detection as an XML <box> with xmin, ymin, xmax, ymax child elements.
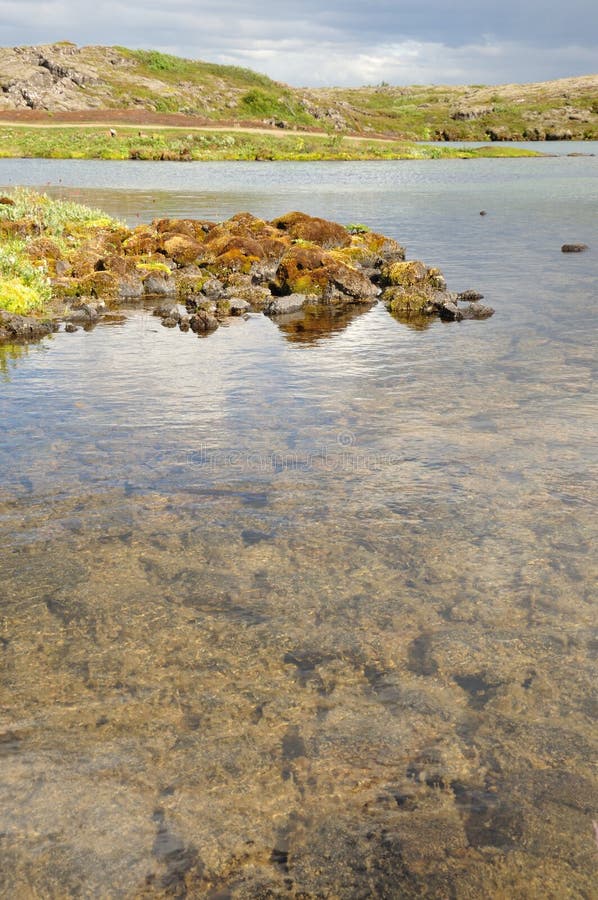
<box><xmin>161</xmin><ymin>234</ymin><xmax>205</xmax><ymax>266</ymax></box>
<box><xmin>122</xmin><ymin>226</ymin><xmax>161</xmax><ymax>256</ymax></box>
<box><xmin>50</xmin><ymin>277</ymin><xmax>86</xmax><ymax>300</ymax></box>
<box><xmin>81</xmin><ymin>271</ymin><xmax>120</xmax><ymax>300</ymax></box>
<box><xmin>208</xmin><ymin>234</ymin><xmax>265</xmax><ymax>260</ymax></box>
<box><xmin>271</xmin><ymin>211</ymin><xmax>351</xmax><ymax>249</ymax></box>
<box><xmin>26</xmin><ymin>237</ymin><xmax>63</xmax><ymax>261</ymax></box>
<box><xmin>0</xmin><ymin>218</ymin><xmax>41</xmax><ymax>238</ymax></box>
<box><xmin>274</xmin><ymin>245</ymin><xmax>378</xmax><ymax>302</ymax></box>
<box><xmin>153</xmin><ymin>218</ymin><xmax>213</xmax><ymax>241</ymax></box>
<box><xmin>69</xmin><ymin>247</ymin><xmax>104</xmax><ymax>278</ymax></box>
<box><xmin>96</xmin><ymin>254</ymin><xmax>138</xmax><ymax>276</ymax></box>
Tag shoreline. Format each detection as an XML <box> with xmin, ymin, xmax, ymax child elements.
<box><xmin>0</xmin><ymin>124</ymin><xmax>544</xmax><ymax>162</ymax></box>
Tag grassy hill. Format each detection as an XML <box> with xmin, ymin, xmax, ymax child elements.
<box><xmin>0</xmin><ymin>43</ymin><xmax>596</xmax><ymax>141</ymax></box>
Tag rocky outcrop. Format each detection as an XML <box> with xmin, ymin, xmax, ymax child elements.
<box><xmin>0</xmin><ymin>199</ymin><xmax>494</xmax><ymax>343</ymax></box>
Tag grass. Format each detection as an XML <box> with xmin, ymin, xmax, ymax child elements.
<box><xmin>0</xmin><ymin>240</ymin><xmax>51</xmax><ymax>314</ymax></box>
<box><xmin>0</xmin><ymin>189</ymin><xmax>120</xmax><ymax>315</ymax></box>
<box><xmin>0</xmin><ymin>126</ymin><xmax>544</xmax><ymax>162</ymax></box>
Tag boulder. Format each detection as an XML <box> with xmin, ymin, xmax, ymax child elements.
<box><xmin>437</xmin><ymin>300</ymin><xmax>463</xmax><ymax>322</ymax></box>
<box><xmin>380</xmin><ymin>260</ymin><xmax>429</xmax><ymax>287</ymax></box>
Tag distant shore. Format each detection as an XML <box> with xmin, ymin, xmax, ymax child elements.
<box><xmin>0</xmin><ymin>122</ymin><xmax>543</xmax><ymax>162</ymax></box>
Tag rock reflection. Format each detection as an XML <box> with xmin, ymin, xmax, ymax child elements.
<box><xmin>272</xmin><ymin>303</ymin><xmax>375</xmax><ymax>344</ymax></box>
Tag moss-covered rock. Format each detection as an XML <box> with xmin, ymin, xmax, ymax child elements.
<box><xmin>271</xmin><ymin>211</ymin><xmax>351</xmax><ymax>249</ymax></box>
<box><xmin>382</xmin><ymin>285</ymin><xmax>436</xmax><ymax>314</ymax></box>
<box><xmin>380</xmin><ymin>259</ymin><xmax>430</xmax><ymax>287</ymax></box>
<box><xmin>122</xmin><ymin>226</ymin><xmax>162</xmax><ymax>257</ymax></box>
<box><xmin>273</xmin><ymin>245</ymin><xmax>379</xmax><ymax>303</ymax></box>
<box><xmin>162</xmin><ymin>234</ymin><xmax>205</xmax><ymax>266</ymax></box>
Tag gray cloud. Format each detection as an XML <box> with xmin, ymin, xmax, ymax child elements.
<box><xmin>0</xmin><ymin>0</ymin><xmax>596</xmax><ymax>85</ymax></box>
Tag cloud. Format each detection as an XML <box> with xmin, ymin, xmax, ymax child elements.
<box><xmin>0</xmin><ymin>0</ymin><xmax>596</xmax><ymax>85</ymax></box>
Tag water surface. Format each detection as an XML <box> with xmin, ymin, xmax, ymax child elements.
<box><xmin>0</xmin><ymin>157</ymin><xmax>597</xmax><ymax>897</ymax></box>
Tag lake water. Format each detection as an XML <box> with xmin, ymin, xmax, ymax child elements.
<box><xmin>0</xmin><ymin>155</ymin><xmax>597</xmax><ymax>897</ymax></box>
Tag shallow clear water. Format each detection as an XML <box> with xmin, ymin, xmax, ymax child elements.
<box><xmin>0</xmin><ymin>156</ymin><xmax>597</xmax><ymax>897</ymax></box>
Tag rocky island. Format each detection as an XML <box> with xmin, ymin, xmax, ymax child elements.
<box><xmin>0</xmin><ymin>189</ymin><xmax>493</xmax><ymax>345</ymax></box>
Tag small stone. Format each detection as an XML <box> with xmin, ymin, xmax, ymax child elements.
<box><xmin>64</xmin><ymin>322</ymin><xmax>78</xmax><ymax>333</ymax></box>
<box><xmin>161</xmin><ymin>317</ymin><xmax>178</xmax><ymax>328</ymax></box>
<box><xmin>479</xmin><ymin>210</ymin><xmax>487</xmax><ymax>216</ymax></box>
<box><xmin>561</xmin><ymin>243</ymin><xmax>588</xmax><ymax>253</ymax></box>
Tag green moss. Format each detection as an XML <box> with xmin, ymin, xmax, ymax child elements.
<box><xmin>0</xmin><ymin>278</ymin><xmax>47</xmax><ymax>315</ymax></box>
<box><xmin>136</xmin><ymin>261</ymin><xmax>171</xmax><ymax>274</ymax></box>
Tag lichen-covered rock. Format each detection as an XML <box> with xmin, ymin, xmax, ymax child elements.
<box><xmin>80</xmin><ymin>270</ymin><xmax>120</xmax><ymax>300</ymax></box>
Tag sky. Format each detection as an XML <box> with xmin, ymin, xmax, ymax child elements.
<box><xmin>0</xmin><ymin>0</ymin><xmax>597</xmax><ymax>87</ymax></box>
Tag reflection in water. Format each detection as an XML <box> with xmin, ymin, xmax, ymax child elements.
<box><xmin>272</xmin><ymin>303</ymin><xmax>375</xmax><ymax>344</ymax></box>
<box><xmin>0</xmin><ymin>341</ymin><xmax>30</xmax><ymax>379</ymax></box>
<box><xmin>0</xmin><ymin>158</ymin><xmax>597</xmax><ymax>896</ymax></box>
<box><xmin>387</xmin><ymin>309</ymin><xmax>435</xmax><ymax>331</ymax></box>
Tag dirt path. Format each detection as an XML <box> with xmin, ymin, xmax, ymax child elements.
<box><xmin>0</xmin><ymin>113</ymin><xmax>398</xmax><ymax>143</ymax></box>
